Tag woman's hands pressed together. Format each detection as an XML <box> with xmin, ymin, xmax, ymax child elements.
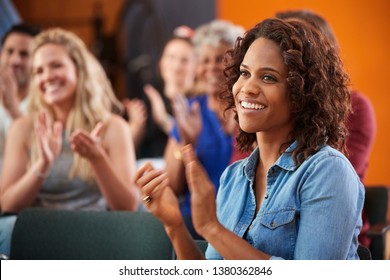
<box><xmin>135</xmin><ymin>144</ymin><xmax>220</xmax><ymax>239</ymax></box>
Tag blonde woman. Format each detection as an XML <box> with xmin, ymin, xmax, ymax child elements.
<box><xmin>0</xmin><ymin>28</ymin><xmax>139</xmax><ymax>213</ymax></box>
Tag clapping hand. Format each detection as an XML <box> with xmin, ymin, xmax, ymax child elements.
<box><xmin>123</xmin><ymin>98</ymin><xmax>147</xmax><ymax>131</ymax></box>
<box><xmin>144</xmin><ymin>84</ymin><xmax>173</xmax><ymax>134</ymax></box>
<box><xmin>0</xmin><ymin>66</ymin><xmax>20</xmax><ymax>118</ymax></box>
<box><xmin>69</xmin><ymin>122</ymin><xmax>105</xmax><ymax>160</ymax></box>
<box><xmin>181</xmin><ymin>144</ymin><xmax>219</xmax><ymax>236</ymax></box>
<box><xmin>134</xmin><ymin>162</ymin><xmax>183</xmax><ymax>229</ymax></box>
<box><xmin>171</xmin><ymin>94</ymin><xmax>201</xmax><ymax>145</ymax></box>
<box><xmin>35</xmin><ymin>111</ymin><xmax>63</xmax><ymax>166</ymax></box>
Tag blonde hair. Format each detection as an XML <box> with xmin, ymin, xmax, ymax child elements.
<box><xmin>28</xmin><ymin>28</ymin><xmax>123</xmax><ymax>181</ymax></box>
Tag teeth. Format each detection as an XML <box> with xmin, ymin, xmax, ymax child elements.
<box><xmin>44</xmin><ymin>83</ymin><xmax>61</xmax><ymax>93</ymax></box>
<box><xmin>241</xmin><ymin>101</ymin><xmax>265</xmax><ymax>110</ymax></box>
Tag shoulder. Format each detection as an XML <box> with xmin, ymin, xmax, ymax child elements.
<box><xmin>9</xmin><ymin>115</ymin><xmax>34</xmax><ymax>134</ymax></box>
<box><xmin>105</xmin><ymin>114</ymin><xmax>129</xmax><ymax>130</ymax></box>
<box><xmin>103</xmin><ymin>114</ymin><xmax>130</xmax><ymax>142</ymax></box>
<box><xmin>298</xmin><ymin>146</ymin><xmax>364</xmax><ymax>204</ymax></box>
<box><xmin>7</xmin><ymin>116</ymin><xmax>34</xmax><ymax>146</ymax></box>
<box><xmin>350</xmin><ymin>91</ymin><xmax>375</xmax><ymax>119</ymax></box>
<box><xmin>351</xmin><ymin>90</ymin><xmax>373</xmax><ymax>107</ymax></box>
<box><xmin>306</xmin><ymin>145</ymin><xmax>354</xmax><ymax>170</ymax></box>
<box><xmin>300</xmin><ymin>145</ymin><xmax>361</xmax><ymax>186</ymax></box>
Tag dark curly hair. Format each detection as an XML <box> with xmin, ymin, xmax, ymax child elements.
<box><xmin>223</xmin><ymin>18</ymin><xmax>351</xmax><ymax>164</ymax></box>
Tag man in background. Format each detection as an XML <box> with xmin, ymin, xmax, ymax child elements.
<box><xmin>0</xmin><ymin>23</ymin><xmax>40</xmax><ymax>258</ymax></box>
<box><xmin>0</xmin><ymin>24</ymin><xmax>41</xmax><ymax>141</ymax></box>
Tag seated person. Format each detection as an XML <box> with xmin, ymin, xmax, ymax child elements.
<box><xmin>0</xmin><ymin>28</ymin><xmax>139</xmax><ymax>256</ymax></box>
<box><xmin>164</xmin><ymin>20</ymin><xmax>245</xmax><ymax>239</ymax></box>
<box><xmin>135</xmin><ymin>18</ymin><xmax>364</xmax><ymax>260</ymax></box>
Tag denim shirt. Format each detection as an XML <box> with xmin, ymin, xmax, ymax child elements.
<box><xmin>205</xmin><ymin>142</ymin><xmax>364</xmax><ymax>260</ymax></box>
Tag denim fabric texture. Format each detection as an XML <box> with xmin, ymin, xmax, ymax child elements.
<box><xmin>206</xmin><ymin>142</ymin><xmax>364</xmax><ymax>260</ymax></box>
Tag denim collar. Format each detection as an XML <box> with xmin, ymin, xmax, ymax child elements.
<box><xmin>243</xmin><ymin>141</ymin><xmax>298</xmax><ymax>181</ymax></box>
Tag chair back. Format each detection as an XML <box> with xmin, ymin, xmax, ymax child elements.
<box><xmin>10</xmin><ymin>208</ymin><xmax>173</xmax><ymax>260</ymax></box>
<box><xmin>195</xmin><ymin>239</ymin><xmax>208</xmax><ymax>255</ymax></box>
<box><xmin>357</xmin><ymin>244</ymin><xmax>372</xmax><ymax>260</ymax></box>
<box><xmin>364</xmin><ymin>185</ymin><xmax>390</xmax><ymax>259</ymax></box>
<box><xmin>364</xmin><ymin>186</ymin><xmax>389</xmax><ymax>225</ymax></box>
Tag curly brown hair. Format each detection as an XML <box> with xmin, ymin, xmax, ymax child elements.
<box><xmin>223</xmin><ymin>18</ymin><xmax>351</xmax><ymax>164</ymax></box>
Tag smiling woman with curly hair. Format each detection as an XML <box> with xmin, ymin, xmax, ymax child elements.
<box><xmin>223</xmin><ymin>18</ymin><xmax>351</xmax><ymax>164</ymax></box>
<box><xmin>135</xmin><ymin>18</ymin><xmax>364</xmax><ymax>260</ymax></box>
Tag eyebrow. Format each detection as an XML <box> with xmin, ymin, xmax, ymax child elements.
<box><xmin>241</xmin><ymin>63</ymin><xmax>282</xmax><ymax>75</ymax></box>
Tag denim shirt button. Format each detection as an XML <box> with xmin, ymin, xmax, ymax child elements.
<box><xmin>264</xmin><ymin>193</ymin><xmax>269</xmax><ymax>199</ymax></box>
<box><xmin>271</xmin><ymin>221</ymin><xmax>276</xmax><ymax>227</ymax></box>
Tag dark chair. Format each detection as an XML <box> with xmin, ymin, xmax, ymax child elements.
<box><xmin>195</xmin><ymin>239</ymin><xmax>208</xmax><ymax>255</ymax></box>
<box><xmin>364</xmin><ymin>185</ymin><xmax>390</xmax><ymax>259</ymax></box>
<box><xmin>384</xmin><ymin>225</ymin><xmax>390</xmax><ymax>260</ymax></box>
<box><xmin>10</xmin><ymin>208</ymin><xmax>173</xmax><ymax>260</ymax></box>
<box><xmin>357</xmin><ymin>244</ymin><xmax>372</xmax><ymax>260</ymax></box>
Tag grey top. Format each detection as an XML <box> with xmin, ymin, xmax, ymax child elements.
<box><xmin>32</xmin><ymin>136</ymin><xmax>107</xmax><ymax>211</ymax></box>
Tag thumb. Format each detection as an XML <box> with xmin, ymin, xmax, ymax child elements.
<box><xmin>181</xmin><ymin>144</ymin><xmax>198</xmax><ymax>193</ymax></box>
<box><xmin>91</xmin><ymin>122</ymin><xmax>104</xmax><ymax>138</ymax></box>
<box><xmin>181</xmin><ymin>144</ymin><xmax>197</xmax><ymax>166</ymax></box>
<box><xmin>122</xmin><ymin>98</ymin><xmax>130</xmax><ymax>107</ymax></box>
<box><xmin>143</xmin><ymin>84</ymin><xmax>152</xmax><ymax>96</ymax></box>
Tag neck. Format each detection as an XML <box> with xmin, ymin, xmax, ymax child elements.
<box><xmin>52</xmin><ymin>104</ymin><xmax>72</xmax><ymax>125</ymax></box>
<box><xmin>256</xmin><ymin>132</ymin><xmax>290</xmax><ymax>171</ymax></box>
<box><xmin>17</xmin><ymin>87</ymin><xmax>28</xmax><ymax>102</ymax></box>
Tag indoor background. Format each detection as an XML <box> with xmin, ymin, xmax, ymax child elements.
<box><xmin>2</xmin><ymin>0</ymin><xmax>389</xmax><ymax>187</ymax></box>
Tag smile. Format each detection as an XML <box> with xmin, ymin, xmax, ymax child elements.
<box><xmin>240</xmin><ymin>101</ymin><xmax>265</xmax><ymax>110</ymax></box>
<box><xmin>44</xmin><ymin>82</ymin><xmax>62</xmax><ymax>94</ymax></box>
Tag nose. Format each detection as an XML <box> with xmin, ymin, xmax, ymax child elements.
<box><xmin>39</xmin><ymin>67</ymin><xmax>56</xmax><ymax>83</ymax></box>
<box><xmin>240</xmin><ymin>78</ymin><xmax>261</xmax><ymax>96</ymax></box>
<box><xmin>9</xmin><ymin>53</ymin><xmax>23</xmax><ymax>66</ymax></box>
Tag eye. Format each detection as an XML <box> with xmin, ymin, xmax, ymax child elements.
<box><xmin>32</xmin><ymin>67</ymin><xmax>43</xmax><ymax>76</ymax></box>
<box><xmin>262</xmin><ymin>74</ymin><xmax>277</xmax><ymax>82</ymax></box>
<box><xmin>51</xmin><ymin>62</ymin><xmax>63</xmax><ymax>69</ymax></box>
<box><xmin>239</xmin><ymin>69</ymin><xmax>250</xmax><ymax>77</ymax></box>
<box><xmin>19</xmin><ymin>51</ymin><xmax>29</xmax><ymax>58</ymax></box>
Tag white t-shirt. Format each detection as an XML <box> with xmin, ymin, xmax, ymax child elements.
<box><xmin>0</xmin><ymin>98</ymin><xmax>28</xmax><ymax>163</ymax></box>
